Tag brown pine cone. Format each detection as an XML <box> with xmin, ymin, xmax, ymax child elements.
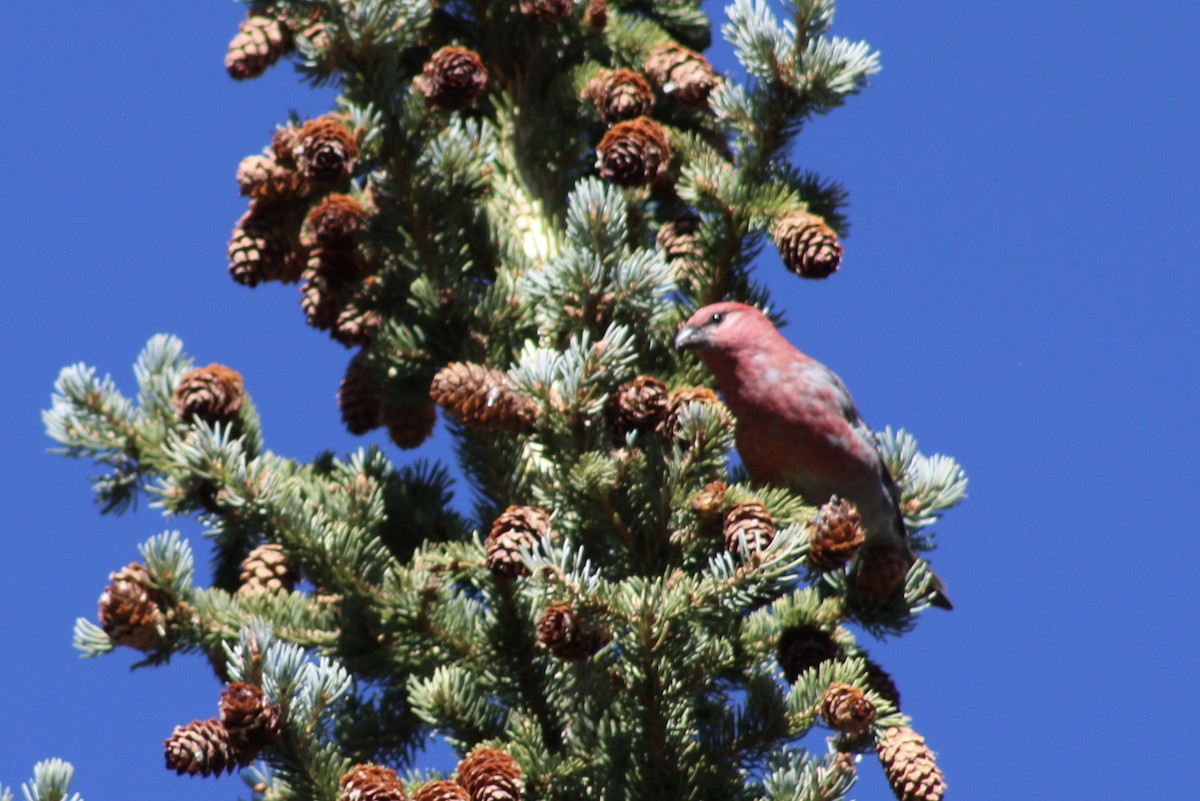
<box><xmin>456</xmin><ymin>747</ymin><xmax>523</xmax><ymax>801</ymax></box>
<box><xmin>536</xmin><ymin>602</ymin><xmax>611</xmax><ymax>660</ymax></box>
<box><xmin>666</xmin><ymin>386</ymin><xmax>720</xmax><ymax>410</ymax></box>
<box><xmin>219</xmin><ymin>682</ymin><xmax>281</xmax><ymax>758</ymax></box>
<box><xmin>229</xmin><ymin>205</ymin><xmax>305</xmax><ymax>286</ymax></box>
<box><xmin>430</xmin><ymin>362</ymin><xmax>539</xmax><ymax>433</ymax></box>
<box><xmin>663</xmin><ymin>385</ymin><xmax>721</xmax><ymax>438</ymax></box>
<box><xmin>777</xmin><ymin>625</ymin><xmax>839</xmax><ymax>683</ymax></box>
<box><xmin>585</xmin><ymin>0</ymin><xmax>607</xmax><ymax>29</ymax></box>
<box><xmin>657</xmin><ymin>211</ymin><xmax>700</xmax><ymax>263</ymax></box>
<box><xmin>519</xmin><ymin>0</ymin><xmax>575</xmax><ymax>24</ymax></box>
<box><xmin>308</xmin><ymin>194</ymin><xmax>368</xmax><ymax>246</ymax></box>
<box><xmin>412</xmin><ymin>781</ymin><xmax>470</xmax><ymax>801</ymax></box>
<box><xmin>340</xmin><ymin>764</ymin><xmax>409</xmax><ymax>801</ymax></box>
<box><xmin>607</xmin><ymin>375</ymin><xmax>669</xmax><ymax>435</ymax></box>
<box><xmin>597</xmin><ymin>117</ymin><xmax>670</xmax><ymax>186</ymax></box>
<box><xmin>645</xmin><ymin>42</ymin><xmax>718</xmax><ymax>107</ymax></box>
<box><xmin>833</xmin><ymin>750</ymin><xmax>858</xmax><ymax>780</ymax></box>
<box><xmin>164</xmin><ymin>718</ymin><xmax>237</xmax><ymax>777</ymax></box>
<box><xmin>98</xmin><ymin>562</ymin><xmax>166</xmax><ymax>651</ymax></box>
<box><xmin>773</xmin><ymin>210</ymin><xmax>842</xmax><ymax>280</ymax></box>
<box><xmin>821</xmin><ymin>682</ymin><xmax>877</xmax><ymax>735</ymax></box>
<box><xmin>290</xmin><ymin>116</ymin><xmax>359</xmax><ymax>186</ymax></box>
<box><xmin>339</xmin><ymin>352</ymin><xmax>383</xmax><ymax>435</ymax></box>
<box><xmin>689</xmin><ymin>480</ymin><xmax>727</xmax><ymax>519</ymax></box>
<box><xmin>585</xmin><ymin>69</ymin><xmax>654</xmax><ymax>124</ymax></box>
<box><xmin>486</xmin><ymin>505</ymin><xmax>552</xmax><ymax>578</ymax></box>
<box><xmin>226</xmin><ymin>15</ymin><xmax>294</xmax><ymax>80</ymax></box>
<box><xmin>308</xmin><ymin>235</ymin><xmax>365</xmax><ymax>280</ymax></box>
<box><xmin>272</xmin><ymin>126</ymin><xmax>301</xmax><ymax>166</ymax></box>
<box><xmin>174</xmin><ymin>364</ymin><xmax>246</xmax><ymax>426</ymax></box>
<box><xmin>334</xmin><ymin>276</ymin><xmax>384</xmax><ymax>347</ymax></box>
<box><xmin>236</xmin><ymin>154</ymin><xmax>305</xmax><ymax>201</ymax></box>
<box><xmin>417</xmin><ymin>47</ymin><xmax>488</xmax><ymax>110</ymax></box>
<box><xmin>239</xmin><ymin>543</ymin><xmax>297</xmax><ymax>595</ymax></box>
<box><xmin>722</xmin><ymin>501</ymin><xmax>776</xmax><ymax>559</ymax></box>
<box><xmin>301</xmin><ymin>258</ymin><xmax>357</xmax><ymax>331</ymax></box>
<box><xmin>850</xmin><ymin>543</ymin><xmax>911</xmax><ymax>602</ymax></box>
<box><xmin>876</xmin><ymin>725</ymin><xmax>945</xmax><ymax>801</ymax></box>
<box><xmin>864</xmin><ymin>657</ymin><xmax>902</xmax><ymax>711</ymax></box>
<box><xmin>380</xmin><ymin>398</ymin><xmax>437</xmax><ymax>449</ymax></box>
<box><xmin>807</xmin><ymin>497</ymin><xmax>866</xmax><ymax>570</ymax></box>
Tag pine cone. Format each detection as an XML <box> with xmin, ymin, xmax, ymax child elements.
<box><xmin>851</xmin><ymin>543</ymin><xmax>910</xmax><ymax>602</ymax></box>
<box><xmin>773</xmin><ymin>210</ymin><xmax>842</xmax><ymax>280</ymax></box>
<box><xmin>226</xmin><ymin>15</ymin><xmax>294</xmax><ymax>80</ymax></box>
<box><xmin>833</xmin><ymin>751</ymin><xmax>858</xmax><ymax>780</ymax></box>
<box><xmin>645</xmin><ymin>42</ymin><xmax>718</xmax><ymax>107</ymax></box>
<box><xmin>585</xmin><ymin>0</ymin><xmax>607</xmax><ymax>29</ymax></box>
<box><xmin>294</xmin><ymin>19</ymin><xmax>334</xmax><ymax>75</ymax></box>
<box><xmin>457</xmin><ymin>747</ymin><xmax>523</xmax><ymax>801</ymax></box>
<box><xmin>219</xmin><ymin>682</ymin><xmax>281</xmax><ymax>757</ymax></box>
<box><xmin>689</xmin><ymin>481</ymin><xmax>727</xmax><ymax>519</ymax></box>
<box><xmin>777</xmin><ymin>625</ymin><xmax>839</xmax><ymax>683</ymax></box>
<box><xmin>596</xmin><ymin>117</ymin><xmax>669</xmax><ymax>186</ymax></box>
<box><xmin>378</xmin><ymin>398</ymin><xmax>437</xmax><ymax>449</ymax></box>
<box><xmin>164</xmin><ymin>718</ymin><xmax>236</xmax><ymax>777</ymax></box>
<box><xmin>585</xmin><ymin>69</ymin><xmax>654</xmax><ymax>124</ymax></box>
<box><xmin>229</xmin><ymin>205</ymin><xmax>305</xmax><ymax>286</ymax></box>
<box><xmin>339</xmin><ymin>352</ymin><xmax>383</xmax><ymax>435</ymax></box>
<box><xmin>657</xmin><ymin>213</ymin><xmax>704</xmax><ymax>285</ymax></box>
<box><xmin>340</xmin><ymin>764</ymin><xmax>409</xmax><ymax>801</ymax></box>
<box><xmin>412</xmin><ymin>781</ymin><xmax>470</xmax><ymax>801</ymax></box>
<box><xmin>486</xmin><ymin>505</ymin><xmax>552</xmax><ymax>578</ymax></box>
<box><xmin>723</xmin><ymin>501</ymin><xmax>776</xmax><ymax>559</ymax></box>
<box><xmin>876</xmin><ymin>725</ymin><xmax>945</xmax><ymax>801</ymax></box>
<box><xmin>308</xmin><ymin>194</ymin><xmax>368</xmax><ymax>246</ymax></box>
<box><xmin>607</xmin><ymin>375</ymin><xmax>669</xmax><ymax>435</ymax></box>
<box><xmin>663</xmin><ymin>385</ymin><xmax>721</xmax><ymax>438</ymax></box>
<box><xmin>430</xmin><ymin>362</ymin><xmax>539</xmax><ymax>433</ymax></box>
<box><xmin>174</xmin><ymin>364</ymin><xmax>246</xmax><ymax>426</ymax></box>
<box><xmin>417</xmin><ymin>47</ymin><xmax>488</xmax><ymax>110</ymax></box>
<box><xmin>334</xmin><ymin>276</ymin><xmax>384</xmax><ymax>347</ymax></box>
<box><xmin>301</xmin><ymin>259</ymin><xmax>357</xmax><ymax>331</ymax></box>
<box><xmin>236</xmin><ymin>154</ymin><xmax>305</xmax><ymax>201</ymax></box>
<box><xmin>536</xmin><ymin>602</ymin><xmax>611</xmax><ymax>660</ymax></box>
<box><xmin>821</xmin><ymin>682</ymin><xmax>877</xmax><ymax>735</ymax></box>
<box><xmin>272</xmin><ymin>126</ymin><xmax>301</xmax><ymax>166</ymax></box>
<box><xmin>807</xmin><ymin>497</ymin><xmax>865</xmax><ymax>570</ymax></box>
<box><xmin>98</xmin><ymin>562</ymin><xmax>166</xmax><ymax>651</ymax></box>
<box><xmin>519</xmin><ymin>0</ymin><xmax>575</xmax><ymax>24</ymax></box>
<box><xmin>667</xmin><ymin>386</ymin><xmax>720</xmax><ymax>409</ymax></box>
<box><xmin>239</xmin><ymin>544</ymin><xmax>297</xmax><ymax>595</ymax></box>
<box><xmin>864</xmin><ymin>657</ymin><xmax>902</xmax><ymax>711</ymax></box>
<box><xmin>291</xmin><ymin>116</ymin><xmax>359</xmax><ymax>186</ymax></box>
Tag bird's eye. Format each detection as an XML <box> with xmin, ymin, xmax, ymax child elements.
<box><xmin>710</xmin><ymin>312</ymin><xmax>723</xmax><ymax>324</ymax></box>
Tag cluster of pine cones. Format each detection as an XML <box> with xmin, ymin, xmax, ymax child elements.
<box><xmin>338</xmin><ymin>747</ymin><xmax>523</xmax><ymax>801</ymax></box>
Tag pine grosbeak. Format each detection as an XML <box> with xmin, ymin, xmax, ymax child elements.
<box><xmin>675</xmin><ymin>301</ymin><xmax>951</xmax><ymax>609</ymax></box>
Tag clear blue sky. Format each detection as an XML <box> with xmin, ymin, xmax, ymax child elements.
<box><xmin>3</xmin><ymin>2</ymin><xmax>1198</xmax><ymax>798</ymax></box>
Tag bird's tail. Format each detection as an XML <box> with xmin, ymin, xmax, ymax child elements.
<box><xmin>929</xmin><ymin>571</ymin><xmax>954</xmax><ymax>610</ymax></box>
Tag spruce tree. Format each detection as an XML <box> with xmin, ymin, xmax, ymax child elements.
<box><xmin>39</xmin><ymin>2</ymin><xmax>966</xmax><ymax>800</ymax></box>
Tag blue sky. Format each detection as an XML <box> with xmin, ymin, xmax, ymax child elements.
<box><xmin>3</xmin><ymin>1</ymin><xmax>1198</xmax><ymax>798</ymax></box>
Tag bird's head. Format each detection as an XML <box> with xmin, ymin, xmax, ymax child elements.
<box><xmin>674</xmin><ymin>302</ymin><xmax>770</xmax><ymax>357</ymax></box>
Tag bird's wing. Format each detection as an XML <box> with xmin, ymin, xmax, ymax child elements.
<box><xmin>810</xmin><ymin>361</ymin><xmax>910</xmax><ymax>535</ymax></box>
<box><xmin>808</xmin><ymin>360</ymin><xmax>864</xmax><ymax>426</ymax></box>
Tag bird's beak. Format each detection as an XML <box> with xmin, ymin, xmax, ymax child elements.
<box><xmin>674</xmin><ymin>325</ymin><xmax>704</xmax><ymax>351</ymax></box>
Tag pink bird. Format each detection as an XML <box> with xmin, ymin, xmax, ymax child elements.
<box><xmin>675</xmin><ymin>301</ymin><xmax>951</xmax><ymax>609</ymax></box>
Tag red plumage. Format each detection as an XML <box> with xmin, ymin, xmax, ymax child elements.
<box><xmin>676</xmin><ymin>301</ymin><xmax>950</xmax><ymax>609</ymax></box>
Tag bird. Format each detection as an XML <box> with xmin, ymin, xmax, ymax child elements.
<box><xmin>674</xmin><ymin>301</ymin><xmax>951</xmax><ymax>609</ymax></box>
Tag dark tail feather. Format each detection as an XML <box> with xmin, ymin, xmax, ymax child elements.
<box><xmin>929</xmin><ymin>571</ymin><xmax>953</xmax><ymax>610</ymax></box>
